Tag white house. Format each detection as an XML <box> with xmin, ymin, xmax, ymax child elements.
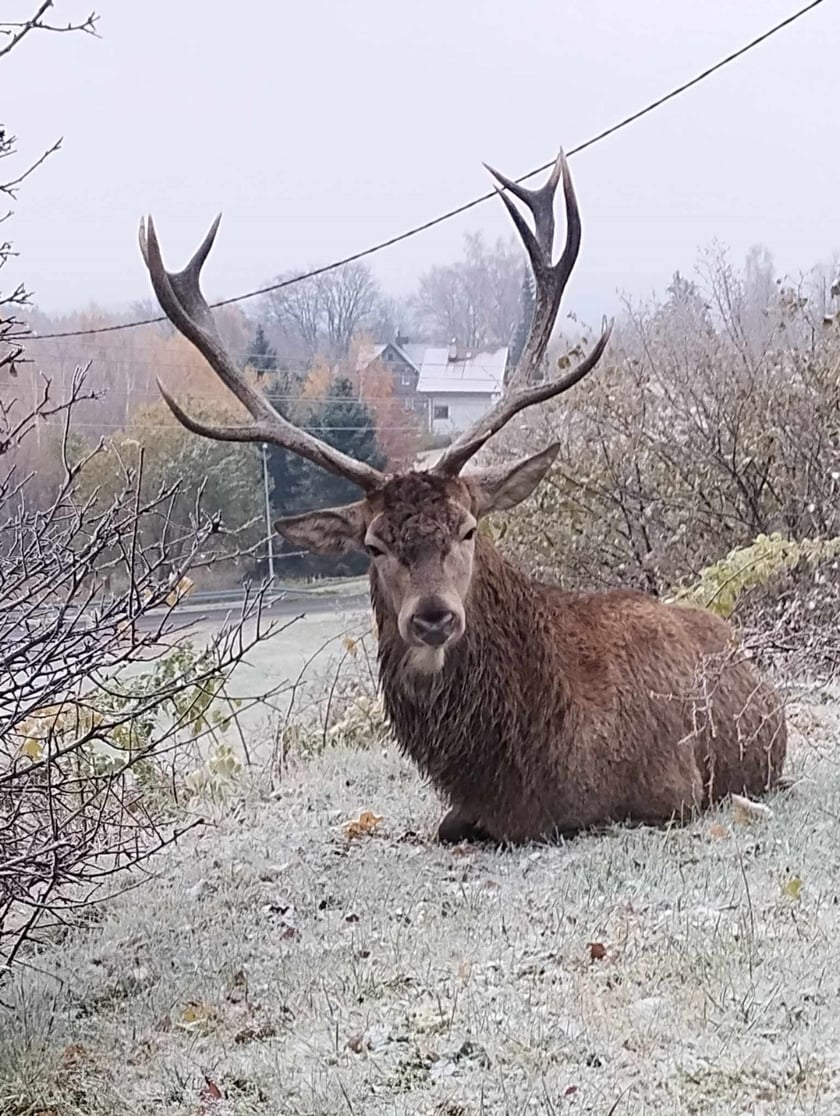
<box><xmin>416</xmin><ymin>342</ymin><xmax>509</xmax><ymax>436</ymax></box>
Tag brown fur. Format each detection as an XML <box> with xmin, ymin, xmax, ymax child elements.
<box><xmin>367</xmin><ymin>474</ymin><xmax>787</xmax><ymax>845</ymax></box>
<box><xmin>140</xmin><ymin>152</ymin><xmax>786</xmax><ymax>845</ymax></box>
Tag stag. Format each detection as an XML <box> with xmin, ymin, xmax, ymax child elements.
<box><xmin>139</xmin><ymin>152</ymin><xmax>786</xmax><ymax>845</ymax></box>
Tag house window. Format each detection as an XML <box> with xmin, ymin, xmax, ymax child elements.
<box><xmin>401</xmin><ymin>372</ymin><xmax>413</xmax><ymax>388</ymax></box>
<box><xmin>433</xmin><ymin>404</ymin><xmax>449</xmax><ymax>420</ymax></box>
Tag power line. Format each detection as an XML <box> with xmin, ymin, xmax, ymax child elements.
<box><xmin>25</xmin><ymin>0</ymin><xmax>826</xmax><ymax>344</ymax></box>
<box><xmin>62</xmin><ymin>423</ymin><xmax>430</xmax><ymax>432</ymax></box>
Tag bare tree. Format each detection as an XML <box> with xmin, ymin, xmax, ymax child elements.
<box><xmin>412</xmin><ymin>231</ymin><xmax>526</xmax><ymax>350</ymax></box>
<box><xmin>264</xmin><ymin>262</ymin><xmax>382</xmax><ymax>359</ymax></box>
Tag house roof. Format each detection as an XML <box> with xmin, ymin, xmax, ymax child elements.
<box><xmin>355</xmin><ymin>341</ymin><xmax>422</xmax><ymax>375</ymax></box>
<box><xmin>416</xmin><ymin>346</ymin><xmax>508</xmax><ymax>396</ymax></box>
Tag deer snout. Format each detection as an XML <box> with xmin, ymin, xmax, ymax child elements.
<box><xmin>409</xmin><ymin>604</ymin><xmax>457</xmax><ymax>647</ymax></box>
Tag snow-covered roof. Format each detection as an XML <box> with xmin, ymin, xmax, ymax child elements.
<box><xmin>355</xmin><ymin>341</ymin><xmax>423</xmax><ymax>375</ymax></box>
<box><xmin>416</xmin><ymin>346</ymin><xmax>508</xmax><ymax>396</ymax></box>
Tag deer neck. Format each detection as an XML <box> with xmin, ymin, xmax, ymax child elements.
<box><xmin>369</xmin><ymin>536</ymin><xmax>572</xmax><ymax>827</ymax></box>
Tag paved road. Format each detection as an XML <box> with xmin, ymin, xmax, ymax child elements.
<box><xmin>136</xmin><ymin>590</ymin><xmax>370</xmax><ymax>632</ymax></box>
<box><xmin>154</xmin><ymin>592</ymin><xmax>375</xmax><ymax>764</ymax></box>
<box><xmin>7</xmin><ymin>589</ymin><xmax>374</xmax><ymax>768</ymax></box>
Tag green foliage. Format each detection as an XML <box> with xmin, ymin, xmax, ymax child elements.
<box><xmin>74</xmin><ymin>399</ymin><xmax>263</xmax><ymax>565</ymax></box>
<box><xmin>14</xmin><ymin>641</ymin><xmax>246</xmax><ymax>802</ymax></box>
<box><xmin>247</xmin><ymin>323</ymin><xmax>278</xmax><ymax>377</ymax></box>
<box><xmin>268</xmin><ymin>377</ymin><xmax>385</xmax><ymax>577</ymax></box>
<box><xmin>669</xmin><ymin>533</ymin><xmax>840</xmax><ymax>618</ymax></box>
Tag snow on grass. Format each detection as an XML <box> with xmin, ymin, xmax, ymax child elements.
<box><xmin>2</xmin><ymin>691</ymin><xmax>839</xmax><ymax>1116</ymax></box>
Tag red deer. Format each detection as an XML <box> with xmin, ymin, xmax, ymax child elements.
<box><xmin>139</xmin><ymin>152</ymin><xmax>787</xmax><ymax>845</ymax></box>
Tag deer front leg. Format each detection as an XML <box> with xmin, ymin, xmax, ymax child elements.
<box><xmin>437</xmin><ymin>809</ymin><xmax>491</xmax><ymax>845</ymax></box>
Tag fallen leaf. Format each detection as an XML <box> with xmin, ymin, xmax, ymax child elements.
<box><xmin>225</xmin><ymin>969</ymin><xmax>248</xmax><ymax>1004</ymax></box>
<box><xmin>346</xmin><ymin>1032</ymin><xmax>367</xmax><ymax>1054</ymax></box>
<box><xmin>708</xmin><ymin>822</ymin><xmax>731</xmax><ymax>840</ymax></box>
<box><xmin>731</xmin><ymin>793</ymin><xmax>773</xmax><ymax>824</ymax></box>
<box><xmin>61</xmin><ymin>1044</ymin><xmax>89</xmax><ymax>1066</ymax></box>
<box><xmin>234</xmin><ymin>1020</ymin><xmax>277</xmax><ymax>1044</ymax></box>
<box><xmin>201</xmin><ymin>1077</ymin><xmax>223</xmax><ymax>1100</ymax></box>
<box><xmin>175</xmin><ymin>1001</ymin><xmax>217</xmax><ymax>1034</ymax></box>
<box><xmin>197</xmin><ymin>1075</ymin><xmax>224</xmax><ymax>1111</ymax></box>
<box><xmin>782</xmin><ymin>876</ymin><xmax>803</xmax><ymax>901</ymax></box>
<box><xmin>588</xmin><ymin>942</ymin><xmax>607</xmax><ymax>962</ymax></box>
<box><xmin>450</xmin><ymin>844</ymin><xmax>473</xmax><ymax>857</ymax></box>
<box><xmin>564</xmin><ymin>1085</ymin><xmax>579</xmax><ymax>1097</ymax></box>
<box><xmin>343</xmin><ymin>809</ymin><xmax>384</xmax><ymax>839</ymax></box>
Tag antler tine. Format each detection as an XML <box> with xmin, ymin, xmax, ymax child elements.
<box><xmin>433</xmin><ymin>151</ymin><xmax>607</xmax><ymax>478</ymax></box>
<box><xmin>138</xmin><ymin>216</ymin><xmax>386</xmax><ymax>492</ymax></box>
<box><xmin>484</xmin><ymin>154</ymin><xmax>563</xmax><ymax>257</ymax></box>
<box><xmin>433</xmin><ymin>320</ymin><xmax>613</xmax><ymax>477</ymax></box>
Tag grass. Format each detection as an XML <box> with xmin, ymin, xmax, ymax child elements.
<box><xmin>2</xmin><ymin>688</ymin><xmax>839</xmax><ymax>1116</ymax></box>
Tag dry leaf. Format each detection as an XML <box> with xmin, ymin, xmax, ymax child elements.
<box><xmin>342</xmin><ymin>636</ymin><xmax>358</xmax><ymax>656</ymax></box>
<box><xmin>61</xmin><ymin>1044</ymin><xmax>89</xmax><ymax>1066</ymax></box>
<box><xmin>200</xmin><ymin>1077</ymin><xmax>223</xmax><ymax>1101</ymax></box>
<box><xmin>588</xmin><ymin>942</ymin><xmax>607</xmax><ymax>962</ymax></box>
<box><xmin>166</xmin><ymin>575</ymin><xmax>195</xmax><ymax>608</ymax></box>
<box><xmin>20</xmin><ymin>737</ymin><xmax>43</xmax><ymax>760</ymax></box>
<box><xmin>176</xmin><ymin>1001</ymin><xmax>217</xmax><ymax>1034</ymax></box>
<box><xmin>343</xmin><ymin>809</ymin><xmax>384</xmax><ymax>839</ymax></box>
<box><xmin>197</xmin><ymin>1075</ymin><xmax>224</xmax><ymax>1112</ymax></box>
<box><xmin>731</xmin><ymin>793</ymin><xmax>773</xmax><ymax>824</ymax></box>
<box><xmin>234</xmin><ymin>1020</ymin><xmax>277</xmax><ymax>1045</ymax></box>
<box><xmin>708</xmin><ymin>822</ymin><xmax>731</xmax><ymax>840</ymax></box>
<box><xmin>450</xmin><ymin>844</ymin><xmax>474</xmax><ymax>857</ymax></box>
<box><xmin>782</xmin><ymin>876</ymin><xmax>803</xmax><ymax>901</ymax></box>
<box><xmin>346</xmin><ymin>1032</ymin><xmax>367</xmax><ymax>1054</ymax></box>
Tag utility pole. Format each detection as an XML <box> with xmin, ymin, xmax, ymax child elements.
<box><xmin>262</xmin><ymin>443</ymin><xmax>275</xmax><ymax>586</ymax></box>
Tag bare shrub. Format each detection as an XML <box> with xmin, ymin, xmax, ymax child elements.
<box><xmin>0</xmin><ymin>368</ymin><xmax>285</xmax><ymax>976</ymax></box>
<box><xmin>493</xmin><ymin>248</ymin><xmax>840</xmax><ymax>602</ymax></box>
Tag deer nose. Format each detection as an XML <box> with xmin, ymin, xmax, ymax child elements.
<box><xmin>410</xmin><ymin>606</ymin><xmax>456</xmax><ymax>647</ymax></box>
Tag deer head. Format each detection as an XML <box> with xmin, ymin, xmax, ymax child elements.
<box><xmin>139</xmin><ymin>152</ymin><xmax>611</xmax><ymax>668</ymax></box>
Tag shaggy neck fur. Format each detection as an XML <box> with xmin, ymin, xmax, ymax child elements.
<box><xmin>371</xmin><ymin>535</ymin><xmax>573</xmax><ymax>838</ymax></box>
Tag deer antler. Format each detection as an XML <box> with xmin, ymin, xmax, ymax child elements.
<box><xmin>138</xmin><ymin>215</ymin><xmax>387</xmax><ymax>492</ymax></box>
<box><xmin>433</xmin><ymin>152</ymin><xmax>612</xmax><ymax>477</ymax></box>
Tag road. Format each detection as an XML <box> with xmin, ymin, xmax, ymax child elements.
<box><xmin>148</xmin><ymin>590</ymin><xmax>375</xmax><ymax>763</ymax></box>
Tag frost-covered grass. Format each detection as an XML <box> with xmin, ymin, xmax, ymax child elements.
<box><xmin>2</xmin><ymin>691</ymin><xmax>839</xmax><ymax>1116</ymax></box>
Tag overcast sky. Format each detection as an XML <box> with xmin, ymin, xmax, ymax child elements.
<box><xmin>3</xmin><ymin>0</ymin><xmax>837</xmax><ymax>326</ymax></box>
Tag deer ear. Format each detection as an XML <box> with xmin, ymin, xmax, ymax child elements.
<box><xmin>468</xmin><ymin>444</ymin><xmax>561</xmax><ymax>517</ymax></box>
<box><xmin>275</xmin><ymin>501</ymin><xmax>367</xmax><ymax>556</ymax></box>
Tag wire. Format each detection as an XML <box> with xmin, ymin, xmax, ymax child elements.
<box><xmin>25</xmin><ymin>0</ymin><xmax>826</xmax><ymax>344</ymax></box>
<box><xmin>62</xmin><ymin>423</ymin><xmax>431</xmax><ymax>432</ymax></box>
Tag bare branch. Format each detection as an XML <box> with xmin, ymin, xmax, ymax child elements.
<box><xmin>0</xmin><ymin>4</ymin><xmax>99</xmax><ymax>60</ymax></box>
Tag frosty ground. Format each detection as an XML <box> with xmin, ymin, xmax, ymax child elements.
<box><xmin>2</xmin><ymin>681</ymin><xmax>839</xmax><ymax>1115</ymax></box>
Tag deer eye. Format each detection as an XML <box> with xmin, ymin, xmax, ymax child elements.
<box><xmin>366</xmin><ymin>541</ymin><xmax>387</xmax><ymax>559</ymax></box>
<box><xmin>461</xmin><ymin>526</ymin><xmax>477</xmax><ymax>542</ymax></box>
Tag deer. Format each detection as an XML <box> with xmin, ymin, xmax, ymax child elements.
<box><xmin>138</xmin><ymin>151</ymin><xmax>787</xmax><ymax>846</ymax></box>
